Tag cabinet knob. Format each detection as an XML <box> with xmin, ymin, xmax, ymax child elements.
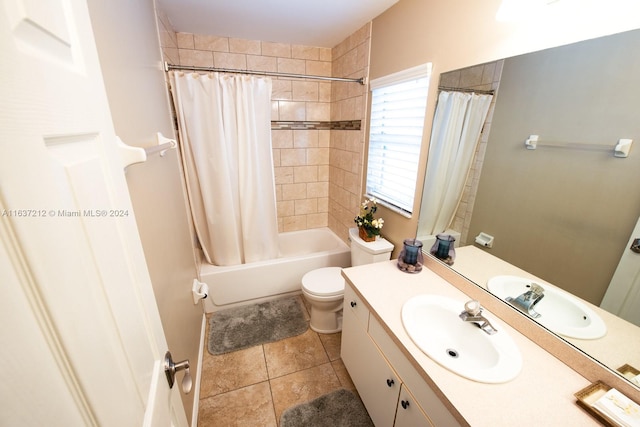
<box><xmin>401</xmin><ymin>400</ymin><xmax>410</xmax><ymax>410</ymax></box>
<box><xmin>386</xmin><ymin>378</ymin><xmax>394</xmax><ymax>387</ymax></box>
<box><xmin>350</xmin><ymin>301</ymin><xmax>357</xmax><ymax>308</ymax></box>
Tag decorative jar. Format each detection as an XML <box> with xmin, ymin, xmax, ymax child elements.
<box><xmin>397</xmin><ymin>238</ymin><xmax>423</xmax><ymax>273</ymax></box>
<box><xmin>430</xmin><ymin>234</ymin><xmax>456</xmax><ymax>265</ymax></box>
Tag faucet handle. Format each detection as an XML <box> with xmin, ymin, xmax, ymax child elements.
<box><xmin>529</xmin><ymin>283</ymin><xmax>544</xmax><ymax>297</ymax></box>
<box><xmin>464</xmin><ymin>300</ymin><xmax>482</xmax><ymax>316</ymax></box>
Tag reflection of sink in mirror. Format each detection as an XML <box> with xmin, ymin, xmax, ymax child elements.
<box><xmin>401</xmin><ymin>294</ymin><xmax>522</xmax><ymax>383</ymax></box>
<box><xmin>487</xmin><ymin>276</ymin><xmax>607</xmax><ymax>340</ymax></box>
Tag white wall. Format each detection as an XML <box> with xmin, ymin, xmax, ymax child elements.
<box><xmin>86</xmin><ymin>0</ymin><xmax>201</xmax><ymax>422</ymax></box>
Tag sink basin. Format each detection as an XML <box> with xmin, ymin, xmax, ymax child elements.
<box><xmin>401</xmin><ymin>295</ymin><xmax>522</xmax><ymax>383</ymax></box>
<box><xmin>487</xmin><ymin>275</ymin><xmax>606</xmax><ymax>340</ymax></box>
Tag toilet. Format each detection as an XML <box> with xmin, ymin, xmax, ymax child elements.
<box><xmin>301</xmin><ymin>227</ymin><xmax>394</xmax><ymax>333</ymax></box>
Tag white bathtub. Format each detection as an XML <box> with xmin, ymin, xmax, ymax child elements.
<box><xmin>200</xmin><ymin>227</ymin><xmax>351</xmax><ymax>312</ymax></box>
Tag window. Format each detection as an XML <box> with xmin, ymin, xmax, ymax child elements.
<box><xmin>366</xmin><ymin>63</ymin><xmax>431</xmax><ymax>215</ymax></box>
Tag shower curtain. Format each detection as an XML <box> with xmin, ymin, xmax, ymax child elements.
<box><xmin>419</xmin><ymin>91</ymin><xmax>493</xmax><ymax>235</ymax></box>
<box><xmin>170</xmin><ymin>72</ymin><xmax>279</xmax><ymax>266</ymax></box>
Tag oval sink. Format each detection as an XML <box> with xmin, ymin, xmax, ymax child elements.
<box><xmin>401</xmin><ymin>295</ymin><xmax>522</xmax><ymax>383</ymax></box>
<box><xmin>487</xmin><ymin>275</ymin><xmax>606</xmax><ymax>340</ymax></box>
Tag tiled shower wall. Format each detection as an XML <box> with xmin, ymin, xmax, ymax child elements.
<box><xmin>156</xmin><ymin>8</ymin><xmax>369</xmax><ymax>239</ymax></box>
<box><xmin>328</xmin><ymin>24</ymin><xmax>371</xmax><ymax>243</ymax></box>
<box><xmin>438</xmin><ymin>60</ymin><xmax>504</xmax><ymax>244</ymax></box>
<box><xmin>156</xmin><ymin>8</ymin><xmax>179</xmax><ymax>65</ymax></box>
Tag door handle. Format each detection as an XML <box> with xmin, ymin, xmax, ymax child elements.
<box><xmin>164</xmin><ymin>351</ymin><xmax>192</xmax><ymax>394</ymax></box>
<box><xmin>631</xmin><ymin>238</ymin><xmax>640</xmax><ymax>254</ymax></box>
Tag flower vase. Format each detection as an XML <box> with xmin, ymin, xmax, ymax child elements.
<box><xmin>358</xmin><ymin>226</ymin><xmax>376</xmax><ymax>242</ymax></box>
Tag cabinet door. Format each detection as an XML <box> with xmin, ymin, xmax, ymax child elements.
<box><xmin>342</xmin><ymin>296</ymin><xmax>400</xmax><ymax>426</ymax></box>
<box><xmin>369</xmin><ymin>315</ymin><xmax>462</xmax><ymax>427</ymax></box>
<box><xmin>395</xmin><ymin>385</ymin><xmax>434</xmax><ymax>427</ymax></box>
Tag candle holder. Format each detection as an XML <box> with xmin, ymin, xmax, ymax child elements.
<box><xmin>430</xmin><ymin>234</ymin><xmax>456</xmax><ymax>265</ymax></box>
<box><xmin>397</xmin><ymin>239</ymin><xmax>424</xmax><ymax>273</ymax></box>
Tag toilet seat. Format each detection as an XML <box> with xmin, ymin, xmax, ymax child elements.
<box><xmin>302</xmin><ymin>267</ymin><xmax>344</xmax><ymax>297</ymax></box>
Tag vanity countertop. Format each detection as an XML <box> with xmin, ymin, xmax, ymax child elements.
<box><xmin>342</xmin><ymin>259</ymin><xmax>599</xmax><ymax>426</ymax></box>
<box><xmin>452</xmin><ymin>246</ymin><xmax>640</xmax><ymax>375</ymax></box>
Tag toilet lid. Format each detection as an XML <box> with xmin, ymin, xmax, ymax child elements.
<box><xmin>302</xmin><ymin>267</ymin><xmax>345</xmax><ymax>297</ymax></box>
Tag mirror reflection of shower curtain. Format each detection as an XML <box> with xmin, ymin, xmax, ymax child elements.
<box><xmin>170</xmin><ymin>72</ymin><xmax>279</xmax><ymax>266</ymax></box>
<box><xmin>419</xmin><ymin>91</ymin><xmax>493</xmax><ymax>235</ymax></box>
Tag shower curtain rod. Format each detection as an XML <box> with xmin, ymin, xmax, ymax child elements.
<box><xmin>164</xmin><ymin>62</ymin><xmax>365</xmax><ymax>85</ymax></box>
<box><xmin>438</xmin><ymin>86</ymin><xmax>495</xmax><ymax>95</ymax></box>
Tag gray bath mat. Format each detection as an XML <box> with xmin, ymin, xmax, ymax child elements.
<box><xmin>280</xmin><ymin>389</ymin><xmax>374</xmax><ymax>427</ymax></box>
<box><xmin>208</xmin><ymin>296</ymin><xmax>308</xmax><ymax>355</ymax></box>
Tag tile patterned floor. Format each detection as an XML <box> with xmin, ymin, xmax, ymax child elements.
<box><xmin>198</xmin><ymin>297</ymin><xmax>357</xmax><ymax>426</ymax></box>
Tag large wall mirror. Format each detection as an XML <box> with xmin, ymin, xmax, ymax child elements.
<box><xmin>417</xmin><ymin>28</ymin><xmax>640</xmax><ymax>388</ymax></box>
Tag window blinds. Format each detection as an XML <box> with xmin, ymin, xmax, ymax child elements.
<box><xmin>366</xmin><ymin>64</ymin><xmax>431</xmax><ymax>214</ymax></box>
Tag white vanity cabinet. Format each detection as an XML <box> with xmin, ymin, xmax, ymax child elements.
<box><xmin>342</xmin><ymin>283</ymin><xmax>459</xmax><ymax>427</ymax></box>
<box><xmin>341</xmin><ymin>295</ymin><xmax>404</xmax><ymax>426</ymax></box>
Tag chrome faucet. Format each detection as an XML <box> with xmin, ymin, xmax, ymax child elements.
<box><xmin>459</xmin><ymin>300</ymin><xmax>498</xmax><ymax>335</ymax></box>
<box><xmin>506</xmin><ymin>283</ymin><xmax>545</xmax><ymax>319</ymax></box>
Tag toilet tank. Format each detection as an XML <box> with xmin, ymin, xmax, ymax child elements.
<box><xmin>348</xmin><ymin>228</ymin><xmax>394</xmax><ymax>266</ymax></box>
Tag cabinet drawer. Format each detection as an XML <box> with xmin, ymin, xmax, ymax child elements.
<box><xmin>369</xmin><ymin>315</ymin><xmax>462</xmax><ymax>427</ymax></box>
<box><xmin>344</xmin><ymin>283</ymin><xmax>369</xmax><ymax>329</ymax></box>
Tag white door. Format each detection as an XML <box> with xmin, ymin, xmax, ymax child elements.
<box><xmin>0</xmin><ymin>1</ymin><xmax>187</xmax><ymax>426</ymax></box>
<box><xmin>601</xmin><ymin>215</ymin><xmax>640</xmax><ymax>327</ymax></box>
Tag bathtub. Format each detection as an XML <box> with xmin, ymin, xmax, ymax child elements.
<box><xmin>200</xmin><ymin>227</ymin><xmax>351</xmax><ymax>312</ymax></box>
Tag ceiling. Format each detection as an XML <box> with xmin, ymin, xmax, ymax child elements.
<box><xmin>158</xmin><ymin>0</ymin><xmax>399</xmax><ymax>48</ymax></box>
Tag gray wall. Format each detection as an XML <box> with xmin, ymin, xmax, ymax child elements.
<box><xmin>468</xmin><ymin>29</ymin><xmax>640</xmax><ymax>304</ymax></box>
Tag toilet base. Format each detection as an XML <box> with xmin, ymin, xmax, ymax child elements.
<box><xmin>301</xmin><ymin>266</ymin><xmax>345</xmax><ymax>334</ymax></box>
<box><xmin>309</xmin><ymin>306</ymin><xmax>343</xmax><ymax>334</ymax></box>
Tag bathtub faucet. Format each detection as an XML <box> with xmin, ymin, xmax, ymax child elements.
<box><xmin>459</xmin><ymin>300</ymin><xmax>498</xmax><ymax>335</ymax></box>
<box><xmin>506</xmin><ymin>283</ymin><xmax>545</xmax><ymax>319</ymax></box>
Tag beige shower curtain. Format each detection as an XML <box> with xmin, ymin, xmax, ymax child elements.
<box><xmin>170</xmin><ymin>72</ymin><xmax>279</xmax><ymax>266</ymax></box>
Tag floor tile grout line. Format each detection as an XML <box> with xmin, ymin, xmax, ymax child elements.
<box><xmin>264</xmin><ymin>330</ymin><xmax>330</xmax><ymax>380</ymax></box>
<box><xmin>319</xmin><ymin>334</ymin><xmax>333</xmax><ymax>362</ymax></box>
<box><xmin>267</xmin><ymin>364</ymin><xmax>330</xmax><ymax>381</ymax></box>
<box><xmin>263</xmin><ymin>343</ymin><xmax>280</xmax><ymax>427</ymax></box>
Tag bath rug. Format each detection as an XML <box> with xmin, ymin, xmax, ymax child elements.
<box><xmin>280</xmin><ymin>388</ymin><xmax>374</xmax><ymax>427</ymax></box>
<box><xmin>208</xmin><ymin>296</ymin><xmax>308</xmax><ymax>355</ymax></box>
